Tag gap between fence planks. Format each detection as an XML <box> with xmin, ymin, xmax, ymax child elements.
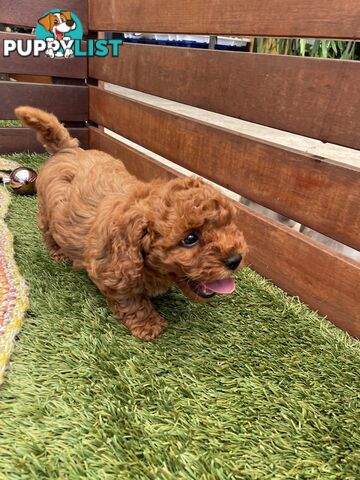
<box><xmin>1</xmin><ymin>82</ymin><xmax>88</xmax><ymax>121</ymax></box>
<box><xmin>89</xmin><ymin>126</ymin><xmax>360</xmax><ymax>338</ymax></box>
<box><xmin>0</xmin><ymin>127</ymin><xmax>88</xmax><ymax>154</ymax></box>
<box><xmin>89</xmin><ymin>86</ymin><xmax>360</xmax><ymax>252</ymax></box>
<box><xmin>88</xmin><ymin>0</ymin><xmax>360</xmax><ymax>39</ymax></box>
<box><xmin>0</xmin><ymin>32</ymin><xmax>87</xmax><ymax>79</ymax></box>
<box><xmin>89</xmin><ymin>43</ymin><xmax>360</xmax><ymax>150</ymax></box>
<box><xmin>0</xmin><ymin>0</ymin><xmax>88</xmax><ymax>32</ymax></box>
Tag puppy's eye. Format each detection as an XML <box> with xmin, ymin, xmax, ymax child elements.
<box><xmin>54</xmin><ymin>19</ymin><xmax>59</xmax><ymax>25</ymax></box>
<box><xmin>181</xmin><ymin>232</ymin><xmax>199</xmax><ymax>247</ymax></box>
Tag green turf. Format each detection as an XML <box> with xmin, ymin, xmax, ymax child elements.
<box><xmin>0</xmin><ymin>153</ymin><xmax>359</xmax><ymax>480</ymax></box>
<box><xmin>0</xmin><ymin>120</ymin><xmax>22</xmax><ymax>127</ymax></box>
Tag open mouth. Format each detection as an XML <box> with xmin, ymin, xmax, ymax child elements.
<box><xmin>55</xmin><ymin>29</ymin><xmax>64</xmax><ymax>40</ymax></box>
<box><xmin>188</xmin><ymin>278</ymin><xmax>236</xmax><ymax>299</ymax></box>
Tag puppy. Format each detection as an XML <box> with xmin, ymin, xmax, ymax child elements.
<box><xmin>38</xmin><ymin>10</ymin><xmax>76</xmax><ymax>58</ymax></box>
<box><xmin>15</xmin><ymin>106</ymin><xmax>248</xmax><ymax>340</ymax></box>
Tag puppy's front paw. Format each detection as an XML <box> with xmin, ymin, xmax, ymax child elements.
<box><xmin>130</xmin><ymin>315</ymin><xmax>168</xmax><ymax>341</ymax></box>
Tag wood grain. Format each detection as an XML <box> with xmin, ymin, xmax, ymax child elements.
<box><xmin>0</xmin><ymin>127</ymin><xmax>88</xmax><ymax>153</ymax></box>
<box><xmin>89</xmin><ymin>43</ymin><xmax>360</xmax><ymax>149</ymax></box>
<box><xmin>89</xmin><ymin>127</ymin><xmax>360</xmax><ymax>338</ymax></box>
<box><xmin>89</xmin><ymin>127</ymin><xmax>176</xmax><ymax>182</ymax></box>
<box><xmin>0</xmin><ymin>32</ymin><xmax>87</xmax><ymax>79</ymax></box>
<box><xmin>1</xmin><ymin>82</ymin><xmax>88</xmax><ymax>121</ymax></box>
<box><xmin>89</xmin><ymin>87</ymin><xmax>360</xmax><ymax>251</ymax></box>
<box><xmin>0</xmin><ymin>0</ymin><xmax>88</xmax><ymax>32</ymax></box>
<box><xmin>89</xmin><ymin>0</ymin><xmax>360</xmax><ymax>39</ymax></box>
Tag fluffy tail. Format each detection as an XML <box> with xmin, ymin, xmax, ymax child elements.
<box><xmin>15</xmin><ymin>106</ymin><xmax>79</xmax><ymax>154</ymax></box>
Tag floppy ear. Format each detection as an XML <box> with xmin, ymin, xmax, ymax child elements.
<box><xmin>60</xmin><ymin>10</ymin><xmax>72</xmax><ymax>21</ymax></box>
<box><xmin>38</xmin><ymin>13</ymin><xmax>53</xmax><ymax>31</ymax></box>
<box><xmin>86</xmin><ymin>203</ymin><xmax>149</xmax><ymax>289</ymax></box>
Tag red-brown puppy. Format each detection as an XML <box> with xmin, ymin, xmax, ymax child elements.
<box><xmin>16</xmin><ymin>106</ymin><xmax>247</xmax><ymax>340</ymax></box>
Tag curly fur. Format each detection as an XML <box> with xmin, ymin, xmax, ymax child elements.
<box><xmin>15</xmin><ymin>106</ymin><xmax>248</xmax><ymax>340</ymax></box>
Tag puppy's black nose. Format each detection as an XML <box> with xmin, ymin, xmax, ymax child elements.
<box><xmin>66</xmin><ymin>19</ymin><xmax>74</xmax><ymax>26</ymax></box>
<box><xmin>224</xmin><ymin>254</ymin><xmax>242</xmax><ymax>271</ymax></box>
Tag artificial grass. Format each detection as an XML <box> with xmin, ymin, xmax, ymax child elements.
<box><xmin>0</xmin><ymin>152</ymin><xmax>359</xmax><ymax>480</ymax></box>
<box><xmin>0</xmin><ymin>120</ymin><xmax>22</xmax><ymax>127</ymax></box>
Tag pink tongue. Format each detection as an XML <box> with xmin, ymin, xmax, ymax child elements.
<box><xmin>202</xmin><ymin>278</ymin><xmax>236</xmax><ymax>295</ymax></box>
<box><xmin>56</xmin><ymin>30</ymin><xmax>64</xmax><ymax>40</ymax></box>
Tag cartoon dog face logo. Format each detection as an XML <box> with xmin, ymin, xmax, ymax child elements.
<box><xmin>37</xmin><ymin>10</ymin><xmax>77</xmax><ymax>58</ymax></box>
<box><xmin>38</xmin><ymin>11</ymin><xmax>76</xmax><ymax>41</ymax></box>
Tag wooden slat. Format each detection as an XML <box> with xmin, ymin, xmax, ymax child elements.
<box><xmin>0</xmin><ymin>32</ymin><xmax>86</xmax><ymax>79</ymax></box>
<box><xmin>0</xmin><ymin>0</ymin><xmax>88</xmax><ymax>32</ymax></box>
<box><xmin>89</xmin><ymin>127</ymin><xmax>175</xmax><ymax>182</ymax></box>
<box><xmin>89</xmin><ymin>127</ymin><xmax>360</xmax><ymax>338</ymax></box>
<box><xmin>0</xmin><ymin>82</ymin><xmax>88</xmax><ymax>121</ymax></box>
<box><xmin>89</xmin><ymin>87</ymin><xmax>360</xmax><ymax>251</ymax></box>
<box><xmin>0</xmin><ymin>127</ymin><xmax>88</xmax><ymax>154</ymax></box>
<box><xmin>89</xmin><ymin>0</ymin><xmax>360</xmax><ymax>39</ymax></box>
<box><xmin>90</xmin><ymin>43</ymin><xmax>360</xmax><ymax>149</ymax></box>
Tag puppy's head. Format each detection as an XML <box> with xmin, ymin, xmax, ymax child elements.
<box><xmin>142</xmin><ymin>177</ymin><xmax>248</xmax><ymax>302</ymax></box>
<box><xmin>38</xmin><ymin>11</ymin><xmax>76</xmax><ymax>39</ymax></box>
<box><xmin>89</xmin><ymin>176</ymin><xmax>247</xmax><ymax>300</ymax></box>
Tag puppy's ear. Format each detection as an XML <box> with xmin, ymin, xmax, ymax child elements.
<box><xmin>87</xmin><ymin>203</ymin><xmax>149</xmax><ymax>289</ymax></box>
<box><xmin>109</xmin><ymin>206</ymin><xmax>149</xmax><ymax>279</ymax></box>
<box><xmin>38</xmin><ymin>13</ymin><xmax>53</xmax><ymax>31</ymax></box>
<box><xmin>60</xmin><ymin>10</ymin><xmax>72</xmax><ymax>21</ymax></box>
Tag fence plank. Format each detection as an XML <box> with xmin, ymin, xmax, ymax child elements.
<box><xmin>0</xmin><ymin>32</ymin><xmax>87</xmax><ymax>79</ymax></box>
<box><xmin>89</xmin><ymin>127</ymin><xmax>360</xmax><ymax>338</ymax></box>
<box><xmin>90</xmin><ymin>44</ymin><xmax>360</xmax><ymax>149</ymax></box>
<box><xmin>89</xmin><ymin>0</ymin><xmax>360</xmax><ymax>39</ymax></box>
<box><xmin>0</xmin><ymin>82</ymin><xmax>88</xmax><ymax>121</ymax></box>
<box><xmin>0</xmin><ymin>0</ymin><xmax>88</xmax><ymax>32</ymax></box>
<box><xmin>0</xmin><ymin>127</ymin><xmax>88</xmax><ymax>153</ymax></box>
<box><xmin>89</xmin><ymin>127</ymin><xmax>176</xmax><ymax>182</ymax></box>
<box><xmin>89</xmin><ymin>87</ymin><xmax>360</xmax><ymax>251</ymax></box>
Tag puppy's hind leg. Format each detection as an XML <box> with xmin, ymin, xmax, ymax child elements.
<box><xmin>37</xmin><ymin>209</ymin><xmax>69</xmax><ymax>262</ymax></box>
<box><xmin>43</xmin><ymin>231</ymin><xmax>69</xmax><ymax>262</ymax></box>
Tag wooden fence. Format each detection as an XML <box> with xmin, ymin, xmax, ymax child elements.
<box><xmin>0</xmin><ymin>0</ymin><xmax>88</xmax><ymax>153</ymax></box>
<box><xmin>1</xmin><ymin>0</ymin><xmax>360</xmax><ymax>336</ymax></box>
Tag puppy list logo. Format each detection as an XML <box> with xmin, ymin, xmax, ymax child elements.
<box><xmin>36</xmin><ymin>9</ymin><xmax>83</xmax><ymax>58</ymax></box>
<box><xmin>3</xmin><ymin>9</ymin><xmax>122</xmax><ymax>59</ymax></box>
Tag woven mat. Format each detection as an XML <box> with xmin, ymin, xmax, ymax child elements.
<box><xmin>0</xmin><ymin>159</ymin><xmax>29</xmax><ymax>386</ymax></box>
